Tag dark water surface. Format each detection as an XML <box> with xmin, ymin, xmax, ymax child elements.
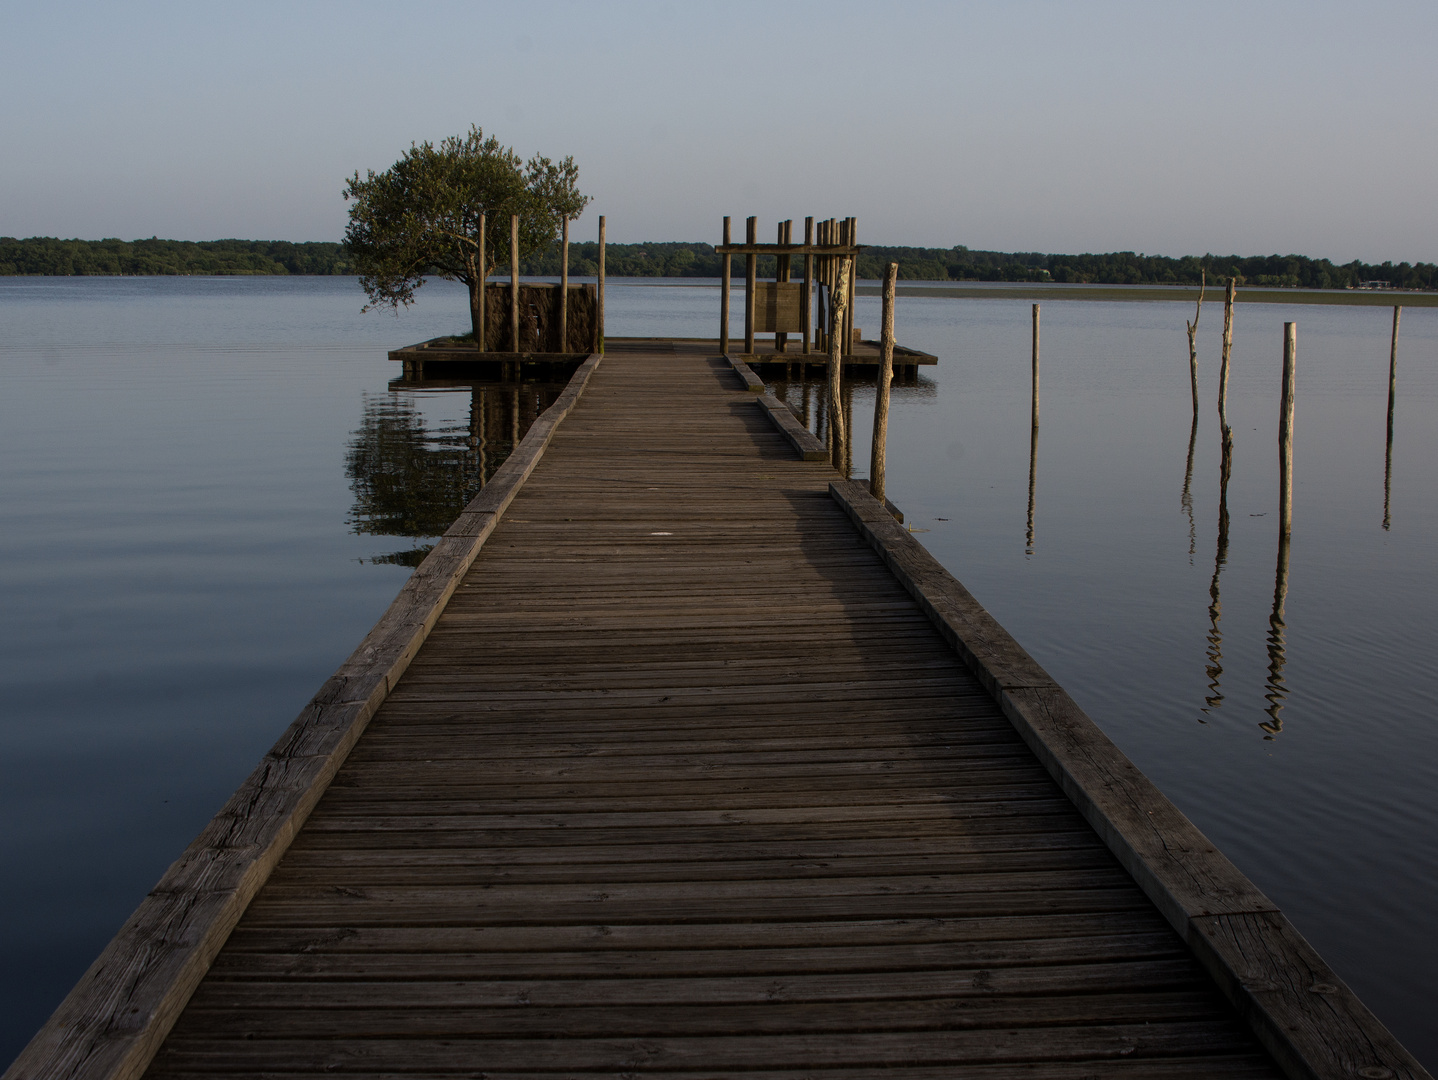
<box><xmin>1</xmin><ymin>276</ymin><xmax>1434</xmax><ymax>1068</ymax></box>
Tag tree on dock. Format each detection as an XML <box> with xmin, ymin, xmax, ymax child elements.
<box><xmin>343</xmin><ymin>126</ymin><xmax>588</xmax><ymax>340</ymax></box>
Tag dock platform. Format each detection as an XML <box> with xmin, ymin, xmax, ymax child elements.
<box><xmin>7</xmin><ymin>341</ymin><xmax>1426</xmax><ymax>1080</ymax></box>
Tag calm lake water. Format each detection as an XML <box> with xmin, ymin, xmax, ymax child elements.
<box><xmin>1</xmin><ymin>276</ymin><xmax>1434</xmax><ymax>1068</ymax></box>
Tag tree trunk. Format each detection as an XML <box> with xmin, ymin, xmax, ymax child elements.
<box><xmin>465</xmin><ymin>256</ymin><xmax>483</xmax><ymax>343</ymax></box>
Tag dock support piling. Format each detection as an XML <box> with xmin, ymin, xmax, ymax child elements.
<box><xmin>828</xmin><ymin>256</ymin><xmax>850</xmax><ymax>469</ymax></box>
<box><xmin>597</xmin><ymin>216</ymin><xmax>606</xmax><ymax>354</ymax></box>
<box><xmin>802</xmin><ymin>216</ymin><xmax>813</xmax><ymax>354</ymax></box>
<box><xmin>870</xmin><ymin>262</ymin><xmax>898</xmax><ymax>502</ymax></box>
<box><xmin>477</xmin><ymin>212</ymin><xmax>486</xmax><ymax>352</ymax></box>
<box><xmin>1279</xmin><ymin>323</ymin><xmax>1296</xmax><ymax>537</ymax></box>
<box><xmin>720</xmin><ymin>216</ymin><xmax>731</xmax><ymax>353</ymax></box>
<box><xmin>1031</xmin><ymin>304</ymin><xmax>1041</xmax><ymax>428</ymax></box>
<box><xmin>744</xmin><ymin>217</ymin><xmax>756</xmax><ymax>356</ymax></box>
<box><xmin>558</xmin><ymin>217</ymin><xmax>569</xmax><ymax>353</ymax></box>
<box><xmin>510</xmin><ymin>214</ymin><xmax>521</xmax><ymax>352</ymax></box>
<box><xmin>776</xmin><ymin>220</ymin><xmax>789</xmax><ymax>353</ymax></box>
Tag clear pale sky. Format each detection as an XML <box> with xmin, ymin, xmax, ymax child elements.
<box><xmin>2</xmin><ymin>0</ymin><xmax>1434</xmax><ymax>262</ymax></box>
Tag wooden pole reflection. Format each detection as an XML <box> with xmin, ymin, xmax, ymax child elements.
<box><xmin>1263</xmin><ymin>324</ymin><xmax>1297</xmax><ymax>737</ymax></box>
<box><xmin>1261</xmin><ymin>530</ymin><xmax>1291</xmax><ymax>737</ymax></box>
<box><xmin>1026</xmin><ymin>422</ymin><xmax>1038</xmax><ymax>556</ymax></box>
<box><xmin>1181</xmin><ymin>411</ymin><xmax>1197</xmax><ymax>561</ymax></box>
<box><xmin>1201</xmin><ymin>431</ymin><xmax>1233</xmax><ymax>717</ymax></box>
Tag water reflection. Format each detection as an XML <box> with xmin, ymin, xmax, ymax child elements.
<box><xmin>1201</xmin><ymin>430</ymin><xmax>1234</xmax><ymax>718</ymax></box>
<box><xmin>346</xmin><ymin>380</ymin><xmax>566</xmax><ymax>565</ymax></box>
<box><xmin>1026</xmin><ymin>423</ymin><xmax>1038</xmax><ymax>556</ymax></box>
<box><xmin>767</xmin><ymin>366</ymin><xmax>934</xmax><ymax>480</ymax></box>
<box><xmin>1262</xmin><ymin>532</ymin><xmax>1292</xmax><ymax>737</ymax></box>
<box><xmin>1181</xmin><ymin>414</ymin><xmax>1197</xmax><ymax>562</ymax></box>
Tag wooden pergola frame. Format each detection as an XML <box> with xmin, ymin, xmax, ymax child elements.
<box><xmin>717</xmin><ymin>215</ymin><xmax>862</xmax><ymax>357</ymax></box>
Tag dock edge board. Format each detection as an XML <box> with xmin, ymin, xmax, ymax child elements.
<box><xmin>726</xmin><ymin>355</ymin><xmax>829</xmax><ymax>461</ymax></box>
<box><xmin>827</xmin><ymin>477</ymin><xmax>1431</xmax><ymax>1080</ymax></box>
<box><xmin>3</xmin><ymin>355</ymin><xmax>606</xmax><ymax>1080</ymax></box>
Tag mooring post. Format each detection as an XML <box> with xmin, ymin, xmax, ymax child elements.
<box><xmin>477</xmin><ymin>212</ymin><xmax>486</xmax><ymax>352</ymax></box>
<box><xmin>1031</xmin><ymin>304</ymin><xmax>1041</xmax><ymax>428</ymax></box>
<box><xmin>509</xmin><ymin>214</ymin><xmax>521</xmax><ymax>354</ymax></box>
<box><xmin>1219</xmin><ymin>278</ymin><xmax>1236</xmax><ymax>426</ymax></box>
<box><xmin>802</xmin><ymin>216</ymin><xmax>814</xmax><ymax>354</ymax></box>
<box><xmin>1186</xmin><ymin>271</ymin><xmax>1205</xmax><ymax>416</ymax></box>
<box><xmin>597</xmin><ymin>215</ymin><xmax>606</xmax><ymax>354</ymax></box>
<box><xmin>828</xmin><ymin>256</ymin><xmax>850</xmax><ymax>468</ymax></box>
<box><xmin>870</xmin><ymin>261</ymin><xmax>898</xmax><ymax>501</ymax></box>
<box><xmin>558</xmin><ymin>216</ymin><xmax>569</xmax><ymax>353</ymax></box>
<box><xmin>1279</xmin><ymin>322</ymin><xmax>1296</xmax><ymax>537</ymax></box>
<box><xmin>719</xmin><ymin>216</ymin><xmax>731</xmax><ymax>354</ymax></box>
<box><xmin>744</xmin><ymin>216</ymin><xmax>756</xmax><ymax>356</ymax></box>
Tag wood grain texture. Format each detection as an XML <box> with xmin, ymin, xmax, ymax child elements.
<box><xmin>131</xmin><ymin>342</ymin><xmax>1285</xmax><ymax>1079</ymax></box>
<box><xmin>3</xmin><ymin>355</ymin><xmax>604</xmax><ymax>1080</ymax></box>
<box><xmin>827</xmin><ymin>476</ymin><xmax>1430</xmax><ymax>1080</ymax></box>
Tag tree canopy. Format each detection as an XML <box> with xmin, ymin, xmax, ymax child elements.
<box><xmin>343</xmin><ymin>126</ymin><xmax>588</xmax><ymax>341</ymax></box>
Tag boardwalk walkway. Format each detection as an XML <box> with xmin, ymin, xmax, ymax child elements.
<box><xmin>138</xmin><ymin>342</ymin><xmax>1283</xmax><ymax>1077</ymax></box>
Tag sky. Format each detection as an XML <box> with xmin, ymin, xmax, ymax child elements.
<box><xmin>2</xmin><ymin>0</ymin><xmax>1435</xmax><ymax>263</ymax></box>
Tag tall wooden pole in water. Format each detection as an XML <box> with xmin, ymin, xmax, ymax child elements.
<box><xmin>509</xmin><ymin>214</ymin><xmax>521</xmax><ymax>353</ymax></box>
<box><xmin>719</xmin><ymin>216</ymin><xmax>731</xmax><ymax>354</ymax></box>
<box><xmin>1279</xmin><ymin>323</ymin><xmax>1296</xmax><ymax>537</ymax></box>
<box><xmin>558</xmin><ymin>217</ymin><xmax>569</xmax><ymax>353</ymax></box>
<box><xmin>827</xmin><ymin>257</ymin><xmax>850</xmax><ymax>469</ymax></box>
<box><xmin>744</xmin><ymin>216</ymin><xmax>757</xmax><ymax>356</ymax></box>
<box><xmin>1031</xmin><ymin>304</ymin><xmax>1040</xmax><ymax>428</ymax></box>
<box><xmin>870</xmin><ymin>262</ymin><xmax>898</xmax><ymax>501</ymax></box>
<box><xmin>1218</xmin><ymin>279</ymin><xmax>1236</xmax><ymax>425</ymax></box>
<box><xmin>597</xmin><ymin>215</ymin><xmax>606</xmax><ymax>353</ymax></box>
<box><xmin>1385</xmin><ymin>305</ymin><xmax>1401</xmax><ymax>530</ymax></box>
<box><xmin>477</xmin><ymin>213</ymin><xmax>486</xmax><ymax>352</ymax></box>
<box><xmin>1186</xmin><ymin>271</ymin><xmax>1205</xmax><ymax>416</ymax></box>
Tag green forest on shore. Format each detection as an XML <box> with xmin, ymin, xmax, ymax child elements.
<box><xmin>3</xmin><ymin>235</ymin><xmax>1434</xmax><ymax>291</ymax></box>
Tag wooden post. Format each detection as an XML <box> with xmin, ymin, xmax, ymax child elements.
<box><xmin>510</xmin><ymin>214</ymin><xmax>521</xmax><ymax>353</ymax></box>
<box><xmin>597</xmin><ymin>215</ymin><xmax>606</xmax><ymax>354</ymax></box>
<box><xmin>1186</xmin><ymin>271</ymin><xmax>1205</xmax><ymax>415</ymax></box>
<box><xmin>828</xmin><ymin>256</ymin><xmax>849</xmax><ymax>468</ymax></box>
<box><xmin>558</xmin><ymin>217</ymin><xmax>569</xmax><ymax>353</ymax></box>
<box><xmin>1385</xmin><ymin>305</ymin><xmax>1400</xmax><ymax>530</ymax></box>
<box><xmin>744</xmin><ymin>216</ymin><xmax>756</xmax><ymax>356</ymax></box>
<box><xmin>1279</xmin><ymin>322</ymin><xmax>1296</xmax><ymax>537</ymax></box>
<box><xmin>719</xmin><ymin>216</ymin><xmax>731</xmax><ymax>354</ymax></box>
<box><xmin>1218</xmin><ymin>278</ymin><xmax>1236</xmax><ymax>426</ymax></box>
<box><xmin>776</xmin><ymin>220</ymin><xmax>788</xmax><ymax>353</ymax></box>
<box><xmin>802</xmin><ymin>216</ymin><xmax>813</xmax><ymax>354</ymax></box>
<box><xmin>871</xmin><ymin>262</ymin><xmax>898</xmax><ymax>501</ymax></box>
<box><xmin>1031</xmin><ymin>304</ymin><xmax>1040</xmax><ymax>428</ymax></box>
<box><xmin>839</xmin><ymin>217</ymin><xmax>851</xmax><ymax>352</ymax></box>
<box><xmin>477</xmin><ymin>212</ymin><xmax>486</xmax><ymax>352</ymax></box>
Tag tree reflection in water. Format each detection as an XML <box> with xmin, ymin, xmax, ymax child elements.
<box><xmin>346</xmin><ymin>382</ymin><xmax>564</xmax><ymax>566</ymax></box>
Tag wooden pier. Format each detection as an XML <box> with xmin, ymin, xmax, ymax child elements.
<box><xmin>7</xmin><ymin>341</ymin><xmax>1427</xmax><ymax>1080</ymax></box>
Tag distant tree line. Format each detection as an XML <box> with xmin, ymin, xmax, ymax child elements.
<box><xmin>5</xmin><ymin>235</ymin><xmax>1434</xmax><ymax>290</ymax></box>
<box><xmin>0</xmin><ymin>237</ymin><xmax>349</xmax><ymax>276</ymax></box>
<box><xmin>523</xmin><ymin>242</ymin><xmax>1437</xmax><ymax>291</ymax></box>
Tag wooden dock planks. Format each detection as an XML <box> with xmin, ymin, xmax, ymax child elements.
<box><xmin>138</xmin><ymin>342</ymin><xmax>1285</xmax><ymax>1078</ymax></box>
